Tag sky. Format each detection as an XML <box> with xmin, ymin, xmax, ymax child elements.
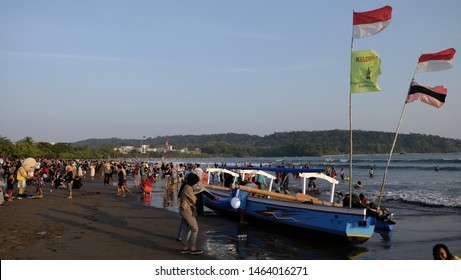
<box><xmin>1</xmin><ymin>0</ymin><xmax>461</xmax><ymax>143</ymax></box>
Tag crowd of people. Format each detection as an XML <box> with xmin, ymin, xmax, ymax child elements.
<box><xmin>0</xmin><ymin>158</ymin><xmax>207</xmax><ymax>200</ymax></box>
<box><xmin>0</xmin><ymin>158</ymin><xmax>88</xmax><ymax>200</ymax></box>
<box><xmin>0</xmin><ymin>157</ymin><xmax>210</xmax><ymax>255</ymax></box>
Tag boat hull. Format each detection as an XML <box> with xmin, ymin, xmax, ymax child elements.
<box><xmin>203</xmin><ymin>188</ymin><xmax>375</xmax><ymax>244</ymax></box>
<box><xmin>374</xmin><ymin>219</ymin><xmax>395</xmax><ymax>231</ymax></box>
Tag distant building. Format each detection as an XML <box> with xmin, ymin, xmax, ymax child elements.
<box><xmin>139</xmin><ymin>144</ymin><xmax>157</xmax><ymax>154</ymax></box>
<box><xmin>115</xmin><ymin>146</ymin><xmax>136</xmax><ymax>154</ymax></box>
<box><xmin>115</xmin><ymin>144</ymin><xmax>198</xmax><ymax>154</ymax></box>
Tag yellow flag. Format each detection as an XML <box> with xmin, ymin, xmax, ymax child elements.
<box><xmin>350</xmin><ymin>49</ymin><xmax>382</xmax><ymax>93</ymax></box>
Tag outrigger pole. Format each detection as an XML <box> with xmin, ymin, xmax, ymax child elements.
<box><xmin>376</xmin><ymin>69</ymin><xmax>418</xmax><ymax>210</ymax></box>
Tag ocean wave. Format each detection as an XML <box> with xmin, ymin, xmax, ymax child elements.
<box><xmin>314</xmin><ymin>155</ymin><xmax>461</xmax><ymax>165</ymax></box>
<box><xmin>378</xmin><ymin>190</ymin><xmax>461</xmax><ymax>208</ymax></box>
<box><xmin>174</xmin><ymin>154</ymin><xmax>461</xmax><ymax>210</ymax></box>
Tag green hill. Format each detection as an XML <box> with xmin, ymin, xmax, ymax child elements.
<box><xmin>72</xmin><ymin>130</ymin><xmax>461</xmax><ymax>157</ymax></box>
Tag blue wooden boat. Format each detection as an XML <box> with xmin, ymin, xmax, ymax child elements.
<box><xmin>221</xmin><ymin>165</ymin><xmax>396</xmax><ymax>232</ymax></box>
<box><xmin>203</xmin><ymin>167</ymin><xmax>376</xmax><ymax>244</ymax></box>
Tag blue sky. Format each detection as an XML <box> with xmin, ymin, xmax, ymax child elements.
<box><xmin>1</xmin><ymin>0</ymin><xmax>460</xmax><ymax>143</ymax></box>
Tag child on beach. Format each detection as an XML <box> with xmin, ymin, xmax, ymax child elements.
<box><xmin>35</xmin><ymin>175</ymin><xmax>45</xmax><ymax>198</ymax></box>
<box><xmin>6</xmin><ymin>173</ymin><xmax>15</xmax><ymax>201</ymax></box>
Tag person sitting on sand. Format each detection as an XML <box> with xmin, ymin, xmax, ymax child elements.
<box><xmin>354</xmin><ymin>181</ymin><xmax>363</xmax><ymax>189</ymax></box>
<box><xmin>433</xmin><ymin>243</ymin><xmax>461</xmax><ymax>260</ymax></box>
<box><xmin>54</xmin><ymin>174</ymin><xmax>66</xmax><ymax>189</ymax></box>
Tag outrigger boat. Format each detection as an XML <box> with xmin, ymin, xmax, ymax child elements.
<box><xmin>203</xmin><ymin>166</ymin><xmax>376</xmax><ymax>244</ymax></box>
<box><xmin>233</xmin><ymin>165</ymin><xmax>395</xmax><ymax>231</ymax></box>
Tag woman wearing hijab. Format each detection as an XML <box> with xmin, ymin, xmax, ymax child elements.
<box><xmin>178</xmin><ymin>173</ymin><xmax>203</xmax><ymax>255</ymax></box>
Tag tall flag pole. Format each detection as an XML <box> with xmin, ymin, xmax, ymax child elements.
<box><xmin>376</xmin><ymin>48</ymin><xmax>456</xmax><ymax>209</ymax></box>
<box><xmin>375</xmin><ymin>74</ymin><xmax>414</xmax><ymax>210</ymax></box>
<box><xmin>348</xmin><ymin>14</ymin><xmax>355</xmax><ymax>208</ymax></box>
<box><xmin>349</xmin><ymin>5</ymin><xmax>392</xmax><ymax>207</ymax></box>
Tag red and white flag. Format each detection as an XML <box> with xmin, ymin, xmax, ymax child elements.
<box><xmin>353</xmin><ymin>5</ymin><xmax>392</xmax><ymax>39</ymax></box>
<box><xmin>406</xmin><ymin>80</ymin><xmax>448</xmax><ymax>108</ymax></box>
<box><xmin>416</xmin><ymin>48</ymin><xmax>456</xmax><ymax>73</ymax></box>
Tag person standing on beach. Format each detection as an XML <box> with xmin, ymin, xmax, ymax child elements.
<box><xmin>193</xmin><ymin>163</ymin><xmax>203</xmax><ymax>181</ymax></box>
<box><xmin>192</xmin><ymin>164</ymin><xmax>205</xmax><ymax>216</ymax></box>
<box><xmin>116</xmin><ymin>165</ymin><xmax>125</xmax><ymax>197</ymax></box>
<box><xmin>16</xmin><ymin>158</ymin><xmax>37</xmax><ymax>199</ymax></box>
<box><xmin>103</xmin><ymin>162</ymin><xmax>112</xmax><ymax>185</ymax></box>
<box><xmin>65</xmin><ymin>165</ymin><xmax>75</xmax><ymax>199</ymax></box>
<box><xmin>133</xmin><ymin>163</ymin><xmax>141</xmax><ymax>189</ymax></box>
<box><xmin>89</xmin><ymin>162</ymin><xmax>95</xmax><ymax>180</ymax></box>
<box><xmin>5</xmin><ymin>172</ymin><xmax>15</xmax><ymax>200</ymax></box>
<box><xmin>140</xmin><ymin>162</ymin><xmax>148</xmax><ymax>187</ymax></box>
<box><xmin>178</xmin><ymin>173</ymin><xmax>203</xmax><ymax>255</ymax></box>
<box><xmin>432</xmin><ymin>243</ymin><xmax>461</xmax><ymax>260</ymax></box>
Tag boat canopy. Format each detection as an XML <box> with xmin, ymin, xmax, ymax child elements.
<box><xmin>205</xmin><ymin>167</ymin><xmax>239</xmax><ymax>184</ymax></box>
<box><xmin>299</xmin><ymin>172</ymin><xmax>339</xmax><ymax>203</ymax></box>
<box><xmin>219</xmin><ymin>165</ymin><xmax>324</xmax><ymax>174</ymax></box>
<box><xmin>207</xmin><ymin>166</ymin><xmax>338</xmax><ymax>203</ymax></box>
<box><xmin>240</xmin><ymin>169</ymin><xmax>276</xmax><ymax>191</ymax></box>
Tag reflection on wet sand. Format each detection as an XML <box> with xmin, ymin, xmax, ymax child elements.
<box><xmin>163</xmin><ymin>181</ymin><xmax>177</xmax><ymax>208</ymax></box>
<box><xmin>202</xmin><ymin>219</ymin><xmax>376</xmax><ymax>260</ymax></box>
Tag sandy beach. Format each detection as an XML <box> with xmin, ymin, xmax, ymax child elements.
<box><xmin>1</xmin><ymin>174</ymin><xmax>461</xmax><ymax>262</ymax></box>
<box><xmin>2</xmin><ymin>174</ymin><xmax>461</xmax><ymax>280</ymax></box>
<box><xmin>0</xmin><ymin>177</ymin><xmax>227</xmax><ymax>260</ymax></box>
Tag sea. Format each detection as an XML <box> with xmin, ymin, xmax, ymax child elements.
<box><xmin>132</xmin><ymin>153</ymin><xmax>461</xmax><ymax>260</ymax></box>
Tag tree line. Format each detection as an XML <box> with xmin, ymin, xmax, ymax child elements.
<box><xmin>2</xmin><ymin>130</ymin><xmax>461</xmax><ymax>159</ymax></box>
